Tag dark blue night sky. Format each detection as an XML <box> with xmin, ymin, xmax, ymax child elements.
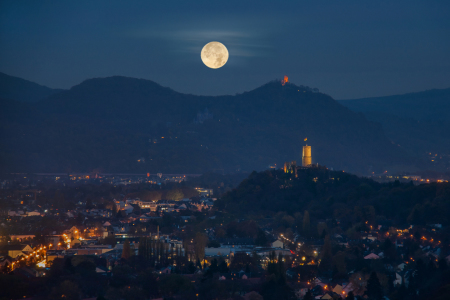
<box><xmin>1</xmin><ymin>0</ymin><xmax>449</xmax><ymax>99</ymax></box>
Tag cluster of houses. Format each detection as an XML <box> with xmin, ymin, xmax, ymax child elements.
<box><xmin>2</xmin><ymin>182</ymin><xmax>450</xmax><ymax>299</ymax></box>
<box><xmin>8</xmin><ymin>210</ymin><xmax>42</xmax><ymax>217</ymax></box>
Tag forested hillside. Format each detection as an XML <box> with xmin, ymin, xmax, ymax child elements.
<box><xmin>339</xmin><ymin>88</ymin><xmax>450</xmax><ymax>172</ymax></box>
<box><xmin>216</xmin><ymin>168</ymin><xmax>450</xmax><ymax>227</ymax></box>
<box><xmin>1</xmin><ymin>75</ymin><xmax>410</xmax><ymax>174</ymax></box>
<box><xmin>0</xmin><ymin>72</ymin><xmax>63</xmax><ymax>103</ymax></box>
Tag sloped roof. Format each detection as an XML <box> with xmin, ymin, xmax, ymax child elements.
<box><xmin>333</xmin><ymin>284</ymin><xmax>343</xmax><ymax>294</ymax></box>
<box><xmin>0</xmin><ymin>244</ymin><xmax>30</xmax><ymax>251</ymax></box>
<box><xmin>364</xmin><ymin>253</ymin><xmax>380</xmax><ymax>259</ymax></box>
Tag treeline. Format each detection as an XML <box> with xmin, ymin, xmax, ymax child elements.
<box><xmin>138</xmin><ymin>238</ymin><xmax>185</xmax><ymax>270</ymax></box>
<box><xmin>216</xmin><ymin>169</ymin><xmax>450</xmax><ymax>227</ymax></box>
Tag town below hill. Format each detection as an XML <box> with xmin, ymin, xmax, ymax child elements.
<box><xmin>1</xmin><ymin>168</ymin><xmax>449</xmax><ymax>299</ymax></box>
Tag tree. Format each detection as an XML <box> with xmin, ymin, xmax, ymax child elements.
<box><xmin>159</xmin><ymin>274</ymin><xmax>194</xmax><ymax>298</ymax></box>
<box><xmin>209</xmin><ymin>258</ymin><xmax>219</xmax><ymax>273</ymax></box>
<box><xmin>317</xmin><ymin>222</ymin><xmax>328</xmax><ymax>238</ymax></box>
<box><xmin>281</xmin><ymin>215</ymin><xmax>295</xmax><ymax>227</ymax></box>
<box><xmin>101</xmin><ymin>235</ymin><xmax>117</xmax><ymax>247</ymax></box>
<box><xmin>345</xmin><ymin>291</ymin><xmax>355</xmax><ymax>300</ymax></box>
<box><xmin>49</xmin><ymin>280</ymin><xmax>81</xmax><ymax>300</ymax></box>
<box><xmin>86</xmin><ymin>198</ymin><xmax>94</xmax><ymax>209</ymax></box>
<box><xmin>277</xmin><ymin>253</ymin><xmax>286</xmax><ymax>284</ymax></box>
<box><xmin>382</xmin><ymin>238</ymin><xmax>396</xmax><ymax>261</ymax></box>
<box><xmin>122</xmin><ymin>239</ymin><xmax>131</xmax><ymax>260</ymax></box>
<box><xmin>218</xmin><ymin>260</ymin><xmax>229</xmax><ymax>273</ymax></box>
<box><xmin>230</xmin><ymin>252</ymin><xmax>255</xmax><ymax>272</ymax></box>
<box><xmin>333</xmin><ymin>251</ymin><xmax>347</xmax><ymax>276</ymax></box>
<box><xmin>303</xmin><ymin>210</ymin><xmax>310</xmax><ymax>236</ymax></box>
<box><xmin>247</xmin><ymin>291</ymin><xmax>263</xmax><ymax>300</ymax></box>
<box><xmin>194</xmin><ymin>232</ymin><xmax>208</xmax><ymax>263</ymax></box>
<box><xmin>366</xmin><ymin>272</ymin><xmax>383</xmax><ymax>300</ymax></box>
<box><xmin>187</xmin><ymin>261</ymin><xmax>196</xmax><ymax>274</ymax></box>
<box><xmin>438</xmin><ymin>258</ymin><xmax>448</xmax><ymax>271</ymax></box>
<box><xmin>208</xmin><ymin>240</ymin><xmax>220</xmax><ymax>248</ymax></box>
<box><xmin>166</xmin><ymin>189</ymin><xmax>184</xmax><ymax>201</ymax></box>
<box><xmin>319</xmin><ymin>235</ymin><xmax>333</xmax><ymax>273</ymax></box>
<box><xmin>216</xmin><ymin>227</ymin><xmax>226</xmax><ymax>238</ymax></box>
<box><xmin>255</xmin><ymin>229</ymin><xmax>268</xmax><ymax>246</ymax></box>
<box><xmin>303</xmin><ymin>289</ymin><xmax>314</xmax><ymax>300</ymax></box>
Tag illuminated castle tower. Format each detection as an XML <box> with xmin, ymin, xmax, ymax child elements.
<box><xmin>302</xmin><ymin>144</ymin><xmax>312</xmax><ymax>167</ymax></box>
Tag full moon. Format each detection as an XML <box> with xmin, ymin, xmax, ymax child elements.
<box><xmin>201</xmin><ymin>41</ymin><xmax>229</xmax><ymax>69</ymax></box>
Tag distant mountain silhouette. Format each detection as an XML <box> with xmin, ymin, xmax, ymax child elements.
<box><xmin>0</xmin><ymin>76</ymin><xmax>411</xmax><ymax>174</ymax></box>
<box><xmin>338</xmin><ymin>88</ymin><xmax>450</xmax><ymax>172</ymax></box>
<box><xmin>0</xmin><ymin>72</ymin><xmax>64</xmax><ymax>102</ymax></box>
<box><xmin>338</xmin><ymin>88</ymin><xmax>450</xmax><ymax>121</ymax></box>
<box><xmin>362</xmin><ymin>111</ymin><xmax>450</xmax><ymax>162</ymax></box>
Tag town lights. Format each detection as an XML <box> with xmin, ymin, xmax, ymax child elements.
<box><xmin>36</xmin><ymin>260</ymin><xmax>46</xmax><ymax>268</ymax></box>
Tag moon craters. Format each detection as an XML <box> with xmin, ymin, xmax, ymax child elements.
<box><xmin>201</xmin><ymin>42</ymin><xmax>229</xmax><ymax>69</ymax></box>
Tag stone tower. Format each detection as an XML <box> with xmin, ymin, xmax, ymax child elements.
<box><xmin>302</xmin><ymin>145</ymin><xmax>312</xmax><ymax>167</ymax></box>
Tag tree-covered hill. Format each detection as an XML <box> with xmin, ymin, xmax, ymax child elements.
<box><xmin>338</xmin><ymin>88</ymin><xmax>450</xmax><ymax>172</ymax></box>
<box><xmin>216</xmin><ymin>168</ymin><xmax>450</xmax><ymax>227</ymax></box>
<box><xmin>0</xmin><ymin>72</ymin><xmax>63</xmax><ymax>103</ymax></box>
<box><xmin>338</xmin><ymin>88</ymin><xmax>450</xmax><ymax>121</ymax></box>
<box><xmin>1</xmin><ymin>76</ymin><xmax>410</xmax><ymax>174</ymax></box>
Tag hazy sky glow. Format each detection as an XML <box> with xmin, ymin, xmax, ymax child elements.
<box><xmin>1</xmin><ymin>0</ymin><xmax>449</xmax><ymax>99</ymax></box>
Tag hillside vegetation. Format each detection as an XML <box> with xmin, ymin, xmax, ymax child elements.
<box><xmin>216</xmin><ymin>168</ymin><xmax>450</xmax><ymax>227</ymax></box>
<box><xmin>339</xmin><ymin>88</ymin><xmax>450</xmax><ymax>172</ymax></box>
<box><xmin>1</xmin><ymin>75</ymin><xmax>409</xmax><ymax>174</ymax></box>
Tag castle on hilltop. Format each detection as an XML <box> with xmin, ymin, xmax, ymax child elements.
<box><xmin>283</xmin><ymin>140</ymin><xmax>325</xmax><ymax>176</ymax></box>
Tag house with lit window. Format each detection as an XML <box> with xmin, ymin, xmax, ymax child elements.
<box><xmin>0</xmin><ymin>244</ymin><xmax>33</xmax><ymax>258</ymax></box>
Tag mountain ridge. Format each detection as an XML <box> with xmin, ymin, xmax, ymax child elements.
<box><xmin>338</xmin><ymin>87</ymin><xmax>450</xmax><ymax>172</ymax></box>
<box><xmin>338</xmin><ymin>87</ymin><xmax>450</xmax><ymax>121</ymax></box>
<box><xmin>0</xmin><ymin>72</ymin><xmax>64</xmax><ymax>103</ymax></box>
<box><xmin>0</xmin><ymin>75</ymin><xmax>411</xmax><ymax>174</ymax></box>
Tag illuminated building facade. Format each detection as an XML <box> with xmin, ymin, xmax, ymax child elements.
<box><xmin>302</xmin><ymin>145</ymin><xmax>312</xmax><ymax>167</ymax></box>
<box><xmin>284</xmin><ymin>161</ymin><xmax>296</xmax><ymax>173</ymax></box>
